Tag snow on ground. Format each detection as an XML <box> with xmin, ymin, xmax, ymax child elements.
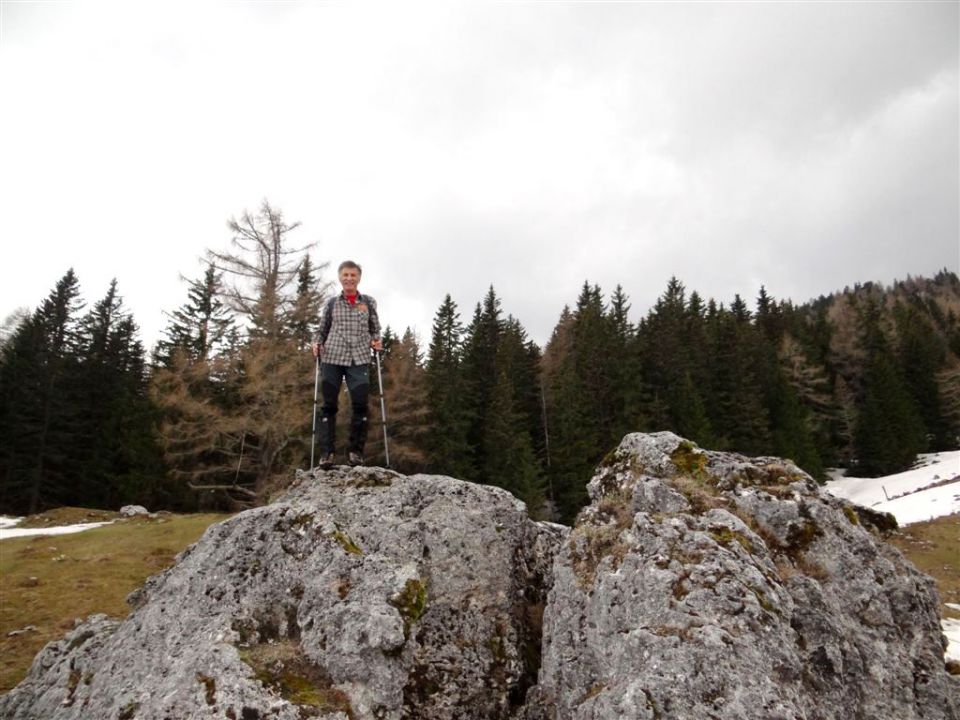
<box><xmin>944</xmin><ymin>618</ymin><xmax>960</xmax><ymax>663</ymax></box>
<box><xmin>826</xmin><ymin>450</ymin><xmax>960</xmax><ymax>526</ymax></box>
<box><xmin>947</xmin><ymin>605</ymin><xmax>960</xmax><ymax>663</ymax></box>
<box><xmin>0</xmin><ymin>517</ymin><xmax>113</xmax><ymax>540</ymax></box>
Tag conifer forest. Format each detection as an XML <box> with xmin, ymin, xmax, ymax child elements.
<box><xmin>2</xmin><ymin>204</ymin><xmax>958</xmax><ymax>523</ymax></box>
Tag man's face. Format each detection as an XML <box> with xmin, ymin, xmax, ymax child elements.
<box><xmin>339</xmin><ymin>267</ymin><xmax>361</xmax><ymax>293</ymax></box>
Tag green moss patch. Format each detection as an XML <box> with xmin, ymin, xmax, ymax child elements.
<box><xmin>670</xmin><ymin>441</ymin><xmax>708</xmax><ymax>477</ymax></box>
<box><xmin>709</xmin><ymin>527</ymin><xmax>753</xmax><ymax>553</ymax></box>
<box><xmin>239</xmin><ymin>640</ymin><xmax>353</xmax><ymax>717</ymax></box>
<box><xmin>389</xmin><ymin>578</ymin><xmax>428</xmax><ymax>636</ymax></box>
<box><xmin>332</xmin><ymin>529</ymin><xmax>363</xmax><ymax>556</ymax></box>
<box><xmin>853</xmin><ymin>506</ymin><xmax>898</xmax><ymax>535</ymax></box>
<box><xmin>745</xmin><ymin>583</ymin><xmax>778</xmax><ymax>616</ymax></box>
<box><xmin>666</xmin><ymin>443</ymin><xmax>731</xmax><ymax>515</ymax></box>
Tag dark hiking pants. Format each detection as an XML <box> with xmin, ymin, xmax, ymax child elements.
<box><xmin>318</xmin><ymin>362</ymin><xmax>369</xmax><ymax>455</ymax></box>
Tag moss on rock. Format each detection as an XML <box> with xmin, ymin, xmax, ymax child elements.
<box><xmin>670</xmin><ymin>441</ymin><xmax>708</xmax><ymax>477</ymax></box>
<box><xmin>238</xmin><ymin>640</ymin><xmax>353</xmax><ymax>718</ymax></box>
<box><xmin>390</xmin><ymin>578</ymin><xmax>428</xmax><ymax>637</ymax></box>
<box><xmin>332</xmin><ymin>529</ymin><xmax>363</xmax><ymax>556</ymax></box>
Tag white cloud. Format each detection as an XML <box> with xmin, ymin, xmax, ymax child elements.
<box><xmin>0</xmin><ymin>1</ymin><xmax>956</xmax><ymax>347</ymax></box>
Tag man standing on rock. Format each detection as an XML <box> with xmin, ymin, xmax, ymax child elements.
<box><xmin>312</xmin><ymin>260</ymin><xmax>382</xmax><ymax>467</ymax></box>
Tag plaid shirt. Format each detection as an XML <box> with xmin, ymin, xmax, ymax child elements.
<box><xmin>316</xmin><ymin>292</ymin><xmax>381</xmax><ymax>366</ymax></box>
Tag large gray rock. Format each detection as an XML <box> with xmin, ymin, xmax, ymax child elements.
<box><xmin>1</xmin><ymin>467</ymin><xmax>563</xmax><ymax>720</ymax></box>
<box><xmin>529</xmin><ymin>431</ymin><xmax>958</xmax><ymax>719</ymax></box>
<box><xmin>3</xmin><ymin>433</ymin><xmax>957</xmax><ymax>719</ymax></box>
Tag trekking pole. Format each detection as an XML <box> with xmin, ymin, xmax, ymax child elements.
<box><xmin>310</xmin><ymin>353</ymin><xmax>320</xmax><ymax>470</ymax></box>
<box><xmin>374</xmin><ymin>349</ymin><xmax>390</xmax><ymax>468</ymax></box>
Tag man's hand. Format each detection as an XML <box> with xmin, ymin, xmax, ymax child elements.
<box><xmin>312</xmin><ymin>342</ymin><xmax>322</xmax><ymax>358</ymax></box>
<box><xmin>371</xmin><ymin>338</ymin><xmax>383</xmax><ymax>352</ymax></box>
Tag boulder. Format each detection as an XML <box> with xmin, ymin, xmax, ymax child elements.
<box><xmin>528</xmin><ymin>432</ymin><xmax>958</xmax><ymax>719</ymax></box>
<box><xmin>1</xmin><ymin>467</ymin><xmax>562</xmax><ymax>719</ymax></box>
<box><xmin>2</xmin><ymin>434</ymin><xmax>957</xmax><ymax>719</ymax></box>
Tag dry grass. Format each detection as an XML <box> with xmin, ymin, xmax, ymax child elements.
<box><xmin>889</xmin><ymin>513</ymin><xmax>960</xmax><ymax>619</ymax></box>
<box><xmin>0</xmin><ymin>511</ymin><xmax>229</xmax><ymax>692</ymax></box>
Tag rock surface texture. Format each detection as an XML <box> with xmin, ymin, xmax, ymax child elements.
<box><xmin>2</xmin><ymin>433</ymin><xmax>957</xmax><ymax>719</ymax></box>
<box><xmin>529</xmin><ymin>432</ymin><xmax>958</xmax><ymax>720</ymax></box>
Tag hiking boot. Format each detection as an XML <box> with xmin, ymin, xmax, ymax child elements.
<box><xmin>348</xmin><ymin>451</ymin><xmax>364</xmax><ymax>466</ymax></box>
<box><xmin>318</xmin><ymin>453</ymin><xmax>336</xmax><ymax>469</ymax></box>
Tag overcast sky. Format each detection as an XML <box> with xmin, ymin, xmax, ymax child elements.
<box><xmin>1</xmin><ymin>1</ymin><xmax>957</xmax><ymax>350</ymax></box>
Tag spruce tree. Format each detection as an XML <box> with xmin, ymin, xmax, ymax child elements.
<box><xmin>779</xmin><ymin>333</ymin><xmax>838</xmax><ymax>468</ymax></box>
<box><xmin>153</xmin><ymin>264</ymin><xmax>233</xmax><ymax>367</ymax></box>
<box><xmin>424</xmin><ymin>295</ymin><xmax>474</xmax><ymax>478</ymax></box>
<box><xmin>483</xmin><ymin>366</ymin><xmax>546</xmax><ymax>515</ymax></box>
<box><xmin>854</xmin><ymin>352</ymin><xmax>926</xmax><ymax>475</ymax></box>
<box><xmin>74</xmin><ymin>280</ymin><xmax>163</xmax><ymax>509</ymax></box>
<box><xmin>852</xmin><ymin>298</ymin><xmax>926</xmax><ymax>475</ymax></box>
<box><xmin>460</xmin><ymin>287</ymin><xmax>505</xmax><ymax>482</ymax></box>
<box><xmin>542</xmin><ymin>284</ymin><xmax>618</xmax><ymax>521</ymax></box>
<box><xmin>289</xmin><ymin>254</ymin><xmax>329</xmax><ymax>351</ymax></box>
<box><xmin>606</xmin><ymin>284</ymin><xmax>638</xmax><ymax>439</ymax></box>
<box><xmin>0</xmin><ymin>270</ymin><xmax>84</xmax><ymax>513</ymax></box>
<box><xmin>669</xmin><ymin>371</ymin><xmax>714</xmax><ymax>447</ymax></box>
<box><xmin>570</xmin><ymin>283</ymin><xmax>616</xmax><ymax>452</ymax></box>
<box><xmin>707</xmin><ymin>302</ymin><xmax>771</xmax><ymax>454</ymax></box>
<box><xmin>541</xmin><ymin>314</ymin><xmax>589</xmax><ymax>521</ymax></box>
<box><xmin>894</xmin><ymin>304</ymin><xmax>951</xmax><ymax>449</ymax></box>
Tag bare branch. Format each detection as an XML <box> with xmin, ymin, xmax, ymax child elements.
<box><xmin>187</xmin><ymin>481</ymin><xmax>258</xmax><ymax>497</ymax></box>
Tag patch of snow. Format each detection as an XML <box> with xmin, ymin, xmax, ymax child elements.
<box><xmin>943</xmin><ymin>618</ymin><xmax>960</xmax><ymax>663</ymax></box>
<box><xmin>869</xmin><ymin>481</ymin><xmax>960</xmax><ymax>526</ymax></box>
<box><xmin>0</xmin><ymin>516</ymin><xmax>23</xmax><ymax>529</ymax></box>
<box><xmin>826</xmin><ymin>451</ymin><xmax>960</xmax><ymax>526</ymax></box>
<box><xmin>0</xmin><ymin>522</ymin><xmax>113</xmax><ymax>541</ymax></box>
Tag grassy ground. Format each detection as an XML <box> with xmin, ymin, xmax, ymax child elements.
<box><xmin>0</xmin><ymin>509</ymin><xmax>229</xmax><ymax>693</ymax></box>
<box><xmin>889</xmin><ymin>513</ymin><xmax>960</xmax><ymax>620</ymax></box>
